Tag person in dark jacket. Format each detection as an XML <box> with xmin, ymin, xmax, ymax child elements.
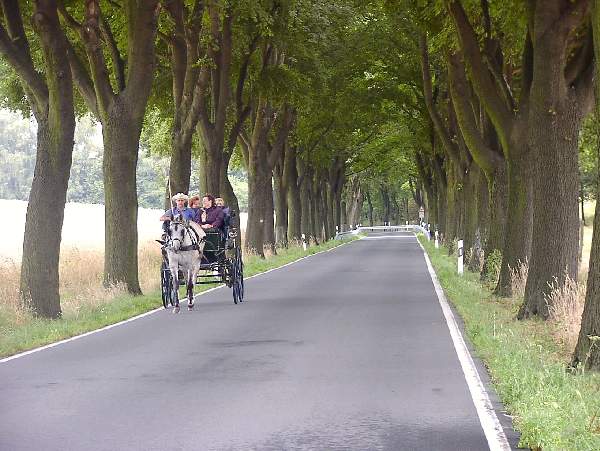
<box><xmin>215</xmin><ymin>197</ymin><xmax>230</xmax><ymax>216</ymax></box>
<box><xmin>198</xmin><ymin>194</ymin><xmax>224</xmax><ymax>230</ymax></box>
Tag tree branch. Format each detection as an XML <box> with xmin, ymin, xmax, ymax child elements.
<box><xmin>0</xmin><ymin>0</ymin><xmax>48</xmax><ymax>107</ymax></box>
<box><xmin>445</xmin><ymin>0</ymin><xmax>513</xmax><ymax>143</ymax></box>
<box><xmin>225</xmin><ymin>105</ymin><xmax>252</xmax><ymax>157</ymax></box>
<box><xmin>565</xmin><ymin>24</ymin><xmax>594</xmax><ymax>87</ymax></box>
<box><xmin>268</xmin><ymin>105</ymin><xmax>295</xmax><ymax>169</ymax></box>
<box><xmin>99</xmin><ymin>13</ymin><xmax>125</xmax><ymax>92</ymax></box>
<box><xmin>123</xmin><ymin>0</ymin><xmax>160</xmax><ymax>114</ymax></box>
<box><xmin>236</xmin><ymin>33</ymin><xmax>260</xmax><ymax>113</ymax></box>
<box><xmin>448</xmin><ymin>52</ymin><xmax>503</xmax><ymax>177</ymax></box>
<box><xmin>559</xmin><ymin>0</ymin><xmax>591</xmax><ymax>34</ymax></box>
<box><xmin>80</xmin><ymin>0</ymin><xmax>115</xmax><ymax>114</ymax></box>
<box><xmin>419</xmin><ymin>33</ymin><xmax>463</xmax><ymax>168</ymax></box>
<box><xmin>64</xmin><ymin>38</ymin><xmax>99</xmax><ymax>117</ymax></box>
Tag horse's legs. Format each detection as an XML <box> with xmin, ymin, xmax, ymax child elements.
<box><xmin>186</xmin><ymin>270</ymin><xmax>194</xmax><ymax>308</ymax></box>
<box><xmin>170</xmin><ymin>265</ymin><xmax>180</xmax><ymax>312</ymax></box>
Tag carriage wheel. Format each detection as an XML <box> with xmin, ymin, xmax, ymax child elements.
<box><xmin>236</xmin><ymin>247</ymin><xmax>244</xmax><ymax>301</ymax></box>
<box><xmin>232</xmin><ymin>247</ymin><xmax>244</xmax><ymax>304</ymax></box>
<box><xmin>160</xmin><ymin>261</ymin><xmax>174</xmax><ymax>308</ymax></box>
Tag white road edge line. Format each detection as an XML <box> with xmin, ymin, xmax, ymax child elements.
<box><xmin>417</xmin><ymin>237</ymin><xmax>511</xmax><ymax>451</ymax></box>
<box><xmin>1</xmin><ymin>237</ymin><xmax>360</xmax><ymax>364</ymax></box>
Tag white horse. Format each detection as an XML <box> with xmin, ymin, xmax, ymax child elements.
<box><xmin>165</xmin><ymin>216</ymin><xmax>206</xmax><ymax>313</ymax></box>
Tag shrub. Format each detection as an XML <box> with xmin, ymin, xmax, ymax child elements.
<box><xmin>481</xmin><ymin>249</ymin><xmax>502</xmax><ymax>287</ymax></box>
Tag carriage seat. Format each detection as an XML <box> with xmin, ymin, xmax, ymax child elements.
<box><xmin>201</xmin><ymin>229</ymin><xmax>223</xmax><ymax>264</ymax></box>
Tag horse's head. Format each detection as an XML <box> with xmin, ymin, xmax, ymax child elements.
<box><xmin>168</xmin><ymin>215</ymin><xmax>187</xmax><ymax>251</ymax></box>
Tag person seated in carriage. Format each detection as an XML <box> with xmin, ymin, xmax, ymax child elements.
<box><xmin>197</xmin><ymin>194</ymin><xmax>225</xmax><ymax>230</ymax></box>
<box><xmin>159</xmin><ymin>193</ymin><xmax>196</xmax><ymax>239</ymax></box>
<box><xmin>215</xmin><ymin>197</ymin><xmax>232</xmax><ymax>235</ymax></box>
<box><xmin>215</xmin><ymin>197</ymin><xmax>230</xmax><ymax>215</ymax></box>
<box><xmin>189</xmin><ymin>194</ymin><xmax>201</xmax><ymax>216</ymax></box>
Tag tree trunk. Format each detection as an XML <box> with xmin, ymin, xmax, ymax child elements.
<box><xmin>570</xmin><ymin>0</ymin><xmax>600</xmax><ymax>369</ymax></box>
<box><xmin>341</xmin><ymin>200</ymin><xmax>347</xmax><ymax>234</ymax></box>
<box><xmin>298</xmin><ymin>159</ymin><xmax>312</xmax><ymax>242</ymax></box>
<box><xmin>484</xmin><ymin>163</ymin><xmax>508</xmax><ymax>261</ymax></box>
<box><xmin>322</xmin><ymin>180</ymin><xmax>332</xmax><ymax>239</ymax></box>
<box><xmin>300</xmin><ymin>177</ymin><xmax>311</xmax><ymax>243</ymax></box>
<box><xmin>246</xmin><ymin>168</ymin><xmax>269</xmax><ymax>257</ymax></box>
<box><xmin>346</xmin><ymin>176</ymin><xmax>363</xmax><ymax>228</ymax></box>
<box><xmin>263</xmin><ymin>178</ymin><xmax>276</xmax><ymax>253</ymax></box>
<box><xmin>380</xmin><ymin>185</ymin><xmax>390</xmax><ymax>225</ymax></box>
<box><xmin>200</xmin><ymin>139</ymin><xmax>223</xmax><ymax>195</ymax></box>
<box><xmin>365</xmin><ymin>191</ymin><xmax>374</xmax><ymax>226</ymax></box>
<box><xmin>219</xmin><ymin>157</ymin><xmax>241</xmax><ymax>246</ymax></box>
<box><xmin>496</xmin><ymin>145</ymin><xmax>533</xmax><ymax>297</ymax></box>
<box><xmin>287</xmin><ymin>182</ymin><xmax>302</xmax><ymax>243</ymax></box>
<box><xmin>21</xmin><ymin>117</ymin><xmax>75</xmax><ymax>318</ymax></box>
<box><xmin>246</xmin><ymin>138</ymin><xmax>271</xmax><ymax>256</ymax></box>
<box><xmin>445</xmin><ymin>164</ymin><xmax>459</xmax><ymax>251</ymax></box>
<box><xmin>168</xmin><ymin>133</ymin><xmax>192</xmax><ymax>196</ymax></box>
<box><xmin>8</xmin><ymin>0</ymin><xmax>76</xmax><ymax>318</ymax></box>
<box><xmin>102</xmin><ymin>109</ymin><xmax>142</xmax><ymax>294</ymax></box>
<box><xmin>463</xmin><ymin>164</ymin><xmax>479</xmax><ymax>265</ymax></box>
<box><xmin>521</xmin><ymin>109</ymin><xmax>583</xmax><ymax>316</ymax></box>
<box><xmin>274</xmin><ymin>167</ymin><xmax>288</xmax><ymax>248</ymax></box>
<box><xmin>311</xmin><ymin>176</ymin><xmax>322</xmax><ymax>244</ymax></box>
<box><xmin>572</xmin><ymin>186</ymin><xmax>600</xmax><ymax>368</ymax></box>
<box><xmin>519</xmin><ymin>5</ymin><xmax>591</xmax><ymax>317</ymax></box>
<box><xmin>470</xmin><ymin>169</ymin><xmax>488</xmax><ymax>272</ymax></box>
<box><xmin>284</xmin><ymin>146</ymin><xmax>301</xmax><ymax>242</ymax></box>
<box><xmin>334</xmin><ymin>189</ymin><xmax>343</xmax><ymax>232</ymax></box>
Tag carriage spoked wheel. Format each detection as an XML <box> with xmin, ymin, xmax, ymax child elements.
<box><xmin>160</xmin><ymin>260</ymin><xmax>174</xmax><ymax>309</ymax></box>
<box><xmin>232</xmin><ymin>247</ymin><xmax>244</xmax><ymax>304</ymax></box>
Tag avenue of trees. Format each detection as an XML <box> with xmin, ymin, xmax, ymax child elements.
<box><xmin>2</xmin><ymin>1</ymin><xmax>600</xmax><ymax>370</ymax></box>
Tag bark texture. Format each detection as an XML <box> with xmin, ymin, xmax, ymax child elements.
<box><xmin>571</xmin><ymin>0</ymin><xmax>600</xmax><ymax>369</ymax></box>
<box><xmin>520</xmin><ymin>1</ymin><xmax>593</xmax><ymax>317</ymax></box>
<box><xmin>1</xmin><ymin>0</ymin><xmax>76</xmax><ymax>317</ymax></box>
<box><xmin>63</xmin><ymin>0</ymin><xmax>159</xmax><ymax>293</ymax></box>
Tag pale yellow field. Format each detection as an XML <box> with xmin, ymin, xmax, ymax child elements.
<box><xmin>0</xmin><ymin>199</ymin><xmax>248</xmax><ymax>261</ymax></box>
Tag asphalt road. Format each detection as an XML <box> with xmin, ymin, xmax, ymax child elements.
<box><xmin>0</xmin><ymin>232</ymin><xmax>517</xmax><ymax>450</ymax></box>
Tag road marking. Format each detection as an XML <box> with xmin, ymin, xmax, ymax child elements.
<box><xmin>417</xmin><ymin>238</ymin><xmax>511</xmax><ymax>451</ymax></box>
<box><xmin>1</xmin><ymin>238</ymin><xmax>359</xmax><ymax>364</ymax></box>
<box><xmin>362</xmin><ymin>235</ymin><xmax>416</xmax><ymax>240</ymax></box>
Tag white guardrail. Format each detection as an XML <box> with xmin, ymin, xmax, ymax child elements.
<box><xmin>335</xmin><ymin>224</ymin><xmax>431</xmax><ymax>240</ymax></box>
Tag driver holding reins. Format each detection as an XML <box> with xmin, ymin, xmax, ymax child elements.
<box><xmin>160</xmin><ymin>193</ymin><xmax>196</xmax><ymax>239</ymax></box>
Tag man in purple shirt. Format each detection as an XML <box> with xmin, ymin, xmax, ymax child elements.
<box><xmin>198</xmin><ymin>194</ymin><xmax>224</xmax><ymax>230</ymax></box>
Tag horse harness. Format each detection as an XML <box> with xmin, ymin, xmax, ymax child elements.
<box><xmin>168</xmin><ymin>223</ymin><xmax>205</xmax><ymax>254</ymax></box>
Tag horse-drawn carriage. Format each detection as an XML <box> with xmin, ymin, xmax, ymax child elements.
<box><xmin>159</xmin><ymin>214</ymin><xmax>244</xmax><ymax>311</ymax></box>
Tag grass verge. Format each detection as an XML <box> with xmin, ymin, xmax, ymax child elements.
<box><xmin>0</xmin><ymin>237</ymin><xmax>356</xmax><ymax>359</ymax></box>
<box><xmin>419</xmin><ymin>236</ymin><xmax>600</xmax><ymax>451</ymax></box>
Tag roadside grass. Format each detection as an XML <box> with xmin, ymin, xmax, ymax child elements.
<box><xmin>0</xmin><ymin>237</ymin><xmax>356</xmax><ymax>358</ymax></box>
<box><xmin>419</xmin><ymin>236</ymin><xmax>600</xmax><ymax>451</ymax></box>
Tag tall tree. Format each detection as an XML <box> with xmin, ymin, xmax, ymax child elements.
<box><xmin>60</xmin><ymin>0</ymin><xmax>160</xmax><ymax>293</ymax></box>
<box><xmin>446</xmin><ymin>0</ymin><xmax>534</xmax><ymax>296</ymax></box>
<box><xmin>0</xmin><ymin>0</ymin><xmax>75</xmax><ymax>317</ymax></box>
<box><xmin>571</xmin><ymin>0</ymin><xmax>600</xmax><ymax>370</ymax></box>
<box><xmin>520</xmin><ymin>1</ymin><xmax>594</xmax><ymax>318</ymax></box>
<box><xmin>160</xmin><ymin>0</ymin><xmax>206</xmax><ymax>198</ymax></box>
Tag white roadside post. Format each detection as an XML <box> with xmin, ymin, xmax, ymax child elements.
<box><xmin>434</xmin><ymin>230</ymin><xmax>439</xmax><ymax>249</ymax></box>
<box><xmin>301</xmin><ymin>233</ymin><xmax>307</xmax><ymax>251</ymax></box>
<box><xmin>457</xmin><ymin>239</ymin><xmax>464</xmax><ymax>275</ymax></box>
